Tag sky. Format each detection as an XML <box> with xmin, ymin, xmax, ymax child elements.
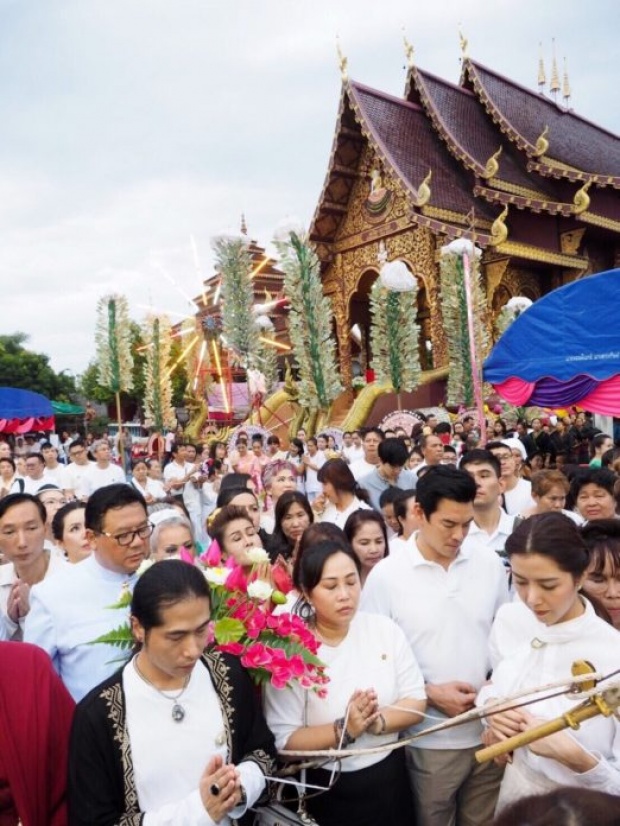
<box><xmin>1</xmin><ymin>0</ymin><xmax>618</xmax><ymax>379</ymax></box>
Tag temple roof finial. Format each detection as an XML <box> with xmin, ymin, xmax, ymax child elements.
<box><xmin>402</xmin><ymin>29</ymin><xmax>415</xmax><ymax>68</ymax></box>
<box><xmin>336</xmin><ymin>36</ymin><xmax>348</xmax><ymax>82</ymax></box>
<box><xmin>537</xmin><ymin>42</ymin><xmax>546</xmax><ymax>93</ymax></box>
<box><xmin>562</xmin><ymin>57</ymin><xmax>571</xmax><ymax>106</ymax></box>
<box><xmin>240</xmin><ymin>213</ymin><xmax>248</xmax><ymax>235</ymax></box>
<box><xmin>459</xmin><ymin>28</ymin><xmax>469</xmax><ymax>58</ymax></box>
<box><xmin>550</xmin><ymin>38</ymin><xmax>560</xmax><ymax>99</ymax></box>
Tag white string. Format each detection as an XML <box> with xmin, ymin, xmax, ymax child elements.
<box><xmin>262</xmin><ymin>775</ymin><xmax>331</xmax><ymax>791</ymax></box>
<box><xmin>384</xmin><ymin>703</ymin><xmax>445</xmax><ymax>722</ymax></box>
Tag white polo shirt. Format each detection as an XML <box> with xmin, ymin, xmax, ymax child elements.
<box><xmin>362</xmin><ymin>533</ymin><xmax>508</xmax><ymax>749</ymax></box>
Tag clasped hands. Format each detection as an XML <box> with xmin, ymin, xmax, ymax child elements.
<box><xmin>6</xmin><ymin>579</ymin><xmax>30</xmax><ymax>624</ymax></box>
<box><xmin>345</xmin><ymin>688</ymin><xmax>381</xmax><ymax>739</ymax></box>
<box><xmin>199</xmin><ymin>754</ymin><xmax>244</xmax><ymax>822</ymax></box>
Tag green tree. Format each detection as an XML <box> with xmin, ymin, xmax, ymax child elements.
<box><xmin>0</xmin><ymin>333</ymin><xmax>77</xmax><ymax>401</ymax></box>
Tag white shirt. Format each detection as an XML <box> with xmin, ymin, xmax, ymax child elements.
<box><xmin>131</xmin><ymin>477</ymin><xmax>167</xmax><ymax>501</ymax></box>
<box><xmin>478</xmin><ymin>600</ymin><xmax>620</xmax><ymax>802</ymax></box>
<box><xmin>304</xmin><ymin>451</ymin><xmax>326</xmax><ymax>495</ymax></box>
<box><xmin>42</xmin><ymin>463</ymin><xmax>69</xmax><ymax>489</ymax></box>
<box><xmin>24</xmin><ymin>554</ymin><xmax>138</xmax><ymax>701</ymax></box>
<box><xmin>0</xmin><ymin>552</ymin><xmax>66</xmax><ymax>640</ymax></box>
<box><xmin>503</xmin><ymin>478</ymin><xmax>535</xmax><ymax>515</ymax></box>
<box><xmin>342</xmin><ymin>444</ymin><xmax>364</xmax><ymax>464</ymax></box>
<box><xmin>350</xmin><ymin>458</ymin><xmax>376</xmax><ymax>481</ymax></box>
<box><xmin>86</xmin><ymin>462</ymin><xmax>127</xmax><ymax>494</ymax></box>
<box><xmin>63</xmin><ymin>461</ymin><xmax>95</xmax><ymax>498</ymax></box>
<box><xmin>264</xmin><ymin>611</ymin><xmax>426</xmax><ymax>772</ymax></box>
<box><xmin>320</xmin><ymin>497</ymin><xmax>371</xmax><ymax>529</ymax></box>
<box><xmin>362</xmin><ymin>533</ymin><xmax>508</xmax><ymax>748</ymax></box>
<box><xmin>124</xmin><ymin>659</ymin><xmax>264</xmax><ymax>825</ymax></box>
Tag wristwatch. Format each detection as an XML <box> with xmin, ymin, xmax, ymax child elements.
<box><xmin>238</xmin><ymin>785</ymin><xmax>247</xmax><ymax>807</ymax></box>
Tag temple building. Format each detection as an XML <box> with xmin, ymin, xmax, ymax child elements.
<box><xmin>310</xmin><ymin>46</ymin><xmax>620</xmax><ymax>400</ymax></box>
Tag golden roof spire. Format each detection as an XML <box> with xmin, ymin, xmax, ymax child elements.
<box><xmin>562</xmin><ymin>57</ymin><xmax>571</xmax><ymax>105</ymax></box>
<box><xmin>403</xmin><ymin>30</ymin><xmax>415</xmax><ymax>68</ymax></box>
<box><xmin>537</xmin><ymin>42</ymin><xmax>546</xmax><ymax>93</ymax></box>
<box><xmin>550</xmin><ymin>39</ymin><xmax>560</xmax><ymax>99</ymax></box>
<box><xmin>459</xmin><ymin>28</ymin><xmax>469</xmax><ymax>57</ymax></box>
<box><xmin>336</xmin><ymin>36</ymin><xmax>348</xmax><ymax>82</ymax></box>
<box><xmin>240</xmin><ymin>213</ymin><xmax>248</xmax><ymax>235</ymax></box>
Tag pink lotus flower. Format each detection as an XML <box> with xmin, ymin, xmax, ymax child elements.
<box><xmin>241</xmin><ymin>643</ymin><xmax>273</xmax><ymax>669</ymax></box>
<box><xmin>218</xmin><ymin>642</ymin><xmax>244</xmax><ymax>656</ymax></box>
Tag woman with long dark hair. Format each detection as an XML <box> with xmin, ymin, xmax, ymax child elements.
<box><xmin>480</xmin><ymin>512</ymin><xmax>620</xmax><ymax>813</ymax></box>
<box><xmin>268</xmin><ymin>490</ymin><xmax>314</xmax><ymax>566</ymax></box>
<box><xmin>68</xmin><ymin>560</ymin><xmax>275</xmax><ymax>825</ymax></box>
<box><xmin>343</xmin><ymin>509</ymin><xmax>388</xmax><ymax>586</ymax></box>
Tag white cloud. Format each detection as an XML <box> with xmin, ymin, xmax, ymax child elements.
<box><xmin>0</xmin><ymin>0</ymin><xmax>618</xmax><ymax>379</ymax></box>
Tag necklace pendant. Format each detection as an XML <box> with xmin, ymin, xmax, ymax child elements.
<box><xmin>171</xmin><ymin>703</ymin><xmax>186</xmax><ymax>722</ymax></box>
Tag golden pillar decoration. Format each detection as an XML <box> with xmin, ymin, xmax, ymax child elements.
<box><xmin>329</xmin><ymin>253</ymin><xmax>353</xmax><ymax>388</ymax></box>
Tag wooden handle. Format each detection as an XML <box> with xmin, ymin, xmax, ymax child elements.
<box><xmin>475</xmin><ymin>702</ymin><xmax>602</xmax><ymax>763</ymax></box>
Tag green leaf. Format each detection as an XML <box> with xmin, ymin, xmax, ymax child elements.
<box><xmin>106</xmin><ymin>589</ymin><xmax>132</xmax><ymax>610</ymax></box>
<box><xmin>213</xmin><ymin>618</ymin><xmax>246</xmax><ymax>645</ymax></box>
<box><xmin>89</xmin><ymin>623</ymin><xmax>135</xmax><ymax>650</ymax></box>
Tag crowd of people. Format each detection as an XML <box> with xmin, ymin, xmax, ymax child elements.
<box><xmin>0</xmin><ymin>409</ymin><xmax>619</xmax><ymax>826</ymax></box>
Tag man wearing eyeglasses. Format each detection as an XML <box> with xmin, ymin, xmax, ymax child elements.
<box><xmin>25</xmin><ymin>484</ymin><xmax>152</xmax><ymax>701</ymax></box>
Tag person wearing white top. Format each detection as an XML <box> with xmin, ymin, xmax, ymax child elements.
<box><xmin>301</xmin><ymin>438</ymin><xmax>326</xmax><ymax>502</ymax></box>
<box><xmin>387</xmin><ymin>489</ymin><xmax>419</xmax><ymax>557</ymax></box>
<box><xmin>478</xmin><ymin>511</ymin><xmax>620</xmax><ymax>813</ymax></box>
<box><xmin>349</xmin><ymin>427</ymin><xmax>383</xmax><ymax>481</ymax></box>
<box><xmin>341</xmin><ymin>430</ymin><xmax>364</xmax><ymax>465</ymax></box>
<box><xmin>0</xmin><ymin>493</ymin><xmax>67</xmax><ymax>641</ymax></box>
<box><xmin>264</xmin><ymin>541</ymin><xmax>426</xmax><ymax>826</ymax></box>
<box><xmin>63</xmin><ymin>438</ymin><xmax>95</xmax><ymax>500</ymax></box>
<box><xmin>14</xmin><ymin>452</ymin><xmax>50</xmax><ymax>495</ymax></box>
<box><xmin>85</xmin><ymin>439</ymin><xmax>127</xmax><ymax>494</ymax></box>
<box><xmin>68</xmin><ymin>560</ymin><xmax>274</xmax><ymax>825</ymax></box>
<box><xmin>130</xmin><ymin>459</ymin><xmax>167</xmax><ymax>504</ymax></box>
<box><xmin>40</xmin><ymin>441</ymin><xmax>69</xmax><ymax>489</ymax></box>
<box><xmin>24</xmin><ymin>484</ymin><xmax>152</xmax><ymax>701</ymax></box>
<box><xmin>313</xmin><ymin>457</ymin><xmax>371</xmax><ymax>529</ymax></box>
<box><xmin>362</xmin><ymin>465</ymin><xmax>508</xmax><ymax>826</ymax></box>
<box><xmin>487</xmin><ymin>441</ymin><xmax>535</xmax><ymax>516</ymax></box>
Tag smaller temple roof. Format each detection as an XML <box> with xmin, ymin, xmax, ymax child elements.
<box><xmin>464</xmin><ymin>59</ymin><xmax>620</xmax><ymax>188</ymax></box>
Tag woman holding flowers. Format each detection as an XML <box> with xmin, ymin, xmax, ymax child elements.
<box><xmin>264</xmin><ymin>541</ymin><xmax>427</xmax><ymax>826</ymax></box>
<box><xmin>68</xmin><ymin>559</ymin><xmax>275</xmax><ymax>825</ymax></box>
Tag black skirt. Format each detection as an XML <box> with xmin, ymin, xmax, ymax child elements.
<box><xmin>305</xmin><ymin>747</ymin><xmax>415</xmax><ymax>826</ymax></box>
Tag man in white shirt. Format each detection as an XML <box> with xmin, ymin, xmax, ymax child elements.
<box><xmin>412</xmin><ymin>432</ymin><xmax>445</xmax><ymax>478</ymax></box>
<box><xmin>86</xmin><ymin>440</ymin><xmax>127</xmax><ymax>494</ymax></box>
<box><xmin>40</xmin><ymin>441</ymin><xmax>69</xmax><ymax>490</ymax></box>
<box><xmin>16</xmin><ymin>453</ymin><xmax>49</xmax><ymax>495</ymax></box>
<box><xmin>362</xmin><ymin>465</ymin><xmax>507</xmax><ymax>826</ymax></box>
<box><xmin>301</xmin><ymin>437</ymin><xmax>326</xmax><ymax>503</ymax></box>
<box><xmin>487</xmin><ymin>440</ymin><xmax>535</xmax><ymax>515</ymax></box>
<box><xmin>64</xmin><ymin>439</ymin><xmax>95</xmax><ymax>500</ymax></box>
<box><xmin>24</xmin><ymin>483</ymin><xmax>153</xmax><ymax>701</ymax></box>
<box><xmin>341</xmin><ymin>430</ymin><xmax>364</xmax><ymax>465</ymax></box>
<box><xmin>350</xmin><ymin>427</ymin><xmax>384</xmax><ymax>480</ymax></box>
<box><xmin>182</xmin><ymin>443</ymin><xmax>206</xmax><ymax>542</ymax></box>
<box><xmin>163</xmin><ymin>442</ymin><xmax>198</xmax><ymax>501</ymax></box>
<box><xmin>460</xmin><ymin>449</ymin><xmax>516</xmax><ymax>572</ymax></box>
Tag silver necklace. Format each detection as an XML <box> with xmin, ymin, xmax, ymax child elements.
<box><xmin>133</xmin><ymin>656</ymin><xmax>191</xmax><ymax>722</ymax></box>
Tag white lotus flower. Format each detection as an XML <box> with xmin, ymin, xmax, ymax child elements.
<box><xmin>247</xmin><ymin>579</ymin><xmax>274</xmax><ymax>601</ymax></box>
<box><xmin>379</xmin><ymin>260</ymin><xmax>416</xmax><ymax>292</ymax></box>
<box><xmin>203</xmin><ymin>566</ymin><xmax>230</xmax><ymax>586</ymax></box>
<box><xmin>441</xmin><ymin>238</ymin><xmax>482</xmax><ymax>258</ymax></box>
<box><xmin>246</xmin><ymin>547</ymin><xmax>270</xmax><ymax>565</ymax></box>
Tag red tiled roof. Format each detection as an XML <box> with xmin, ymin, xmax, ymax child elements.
<box><xmin>348</xmin><ymin>81</ymin><xmax>496</xmax><ymax>219</ymax></box>
<box><xmin>466</xmin><ymin>60</ymin><xmax>620</xmax><ymax>185</ymax></box>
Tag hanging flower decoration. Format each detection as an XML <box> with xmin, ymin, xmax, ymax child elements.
<box><xmin>95</xmin><ymin>294</ymin><xmax>134</xmax><ymax>393</ymax></box>
<box><xmin>142</xmin><ymin>314</ymin><xmax>176</xmax><ymax>431</ymax></box>
<box><xmin>439</xmin><ymin>241</ymin><xmax>489</xmax><ymax>407</ymax></box>
<box><xmin>273</xmin><ymin>219</ymin><xmax>342</xmax><ymax>411</ymax></box>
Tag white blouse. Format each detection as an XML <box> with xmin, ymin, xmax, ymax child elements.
<box><xmin>319</xmin><ymin>496</ymin><xmax>371</xmax><ymax>529</ymax></box>
<box><xmin>478</xmin><ymin>599</ymin><xmax>620</xmax><ymax>803</ymax></box>
<box><xmin>264</xmin><ymin>611</ymin><xmax>426</xmax><ymax>772</ymax></box>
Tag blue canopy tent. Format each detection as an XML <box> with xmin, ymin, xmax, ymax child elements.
<box><xmin>0</xmin><ymin>387</ymin><xmax>55</xmax><ymax>433</ymax></box>
<box><xmin>483</xmin><ymin>268</ymin><xmax>620</xmax><ymax>415</ymax></box>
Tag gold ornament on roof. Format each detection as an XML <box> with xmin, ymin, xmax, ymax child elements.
<box><xmin>533</xmin><ymin>125</ymin><xmax>549</xmax><ymax>157</ymax></box>
<box><xmin>336</xmin><ymin>37</ymin><xmax>348</xmax><ymax>81</ymax></box>
<box><xmin>412</xmin><ymin>169</ymin><xmax>432</xmax><ymax>207</ymax></box>
<box><xmin>562</xmin><ymin>57</ymin><xmax>571</xmax><ymax>103</ymax></box>
<box><xmin>537</xmin><ymin>43</ymin><xmax>546</xmax><ymax>91</ymax></box>
<box><xmin>488</xmin><ymin>205</ymin><xmax>509</xmax><ymax>247</ymax></box>
<box><xmin>459</xmin><ymin>30</ymin><xmax>469</xmax><ymax>56</ymax></box>
<box><xmin>573</xmin><ymin>180</ymin><xmax>592</xmax><ymax>215</ymax></box>
<box><xmin>403</xmin><ymin>32</ymin><xmax>415</xmax><ymax>68</ymax></box>
<box><xmin>482</xmin><ymin>146</ymin><xmax>503</xmax><ymax>179</ymax></box>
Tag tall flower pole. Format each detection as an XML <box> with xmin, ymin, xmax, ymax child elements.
<box><xmin>370</xmin><ymin>244</ymin><xmax>421</xmax><ymax>410</ymax></box>
<box><xmin>273</xmin><ymin>221</ymin><xmax>342</xmax><ymax>422</ymax></box>
<box><xmin>439</xmin><ymin>239</ymin><xmax>489</xmax><ymax>441</ymax></box>
<box><xmin>95</xmin><ymin>294</ymin><xmax>134</xmax><ymax>472</ymax></box>
<box><xmin>142</xmin><ymin>314</ymin><xmax>175</xmax><ymax>432</ymax></box>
